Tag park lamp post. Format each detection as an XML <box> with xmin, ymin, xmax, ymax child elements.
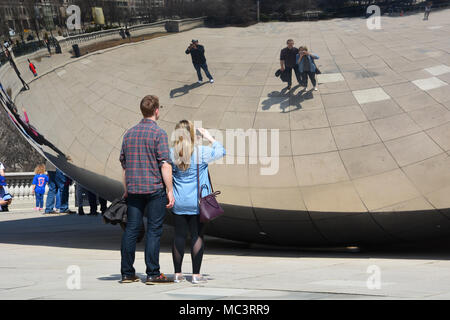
<box><xmin>257</xmin><ymin>0</ymin><xmax>260</xmax><ymax>22</ymax></box>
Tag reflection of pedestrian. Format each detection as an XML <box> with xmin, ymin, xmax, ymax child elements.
<box><xmin>280</xmin><ymin>39</ymin><xmax>302</xmax><ymax>90</ymax></box>
<box><xmin>424</xmin><ymin>2</ymin><xmax>432</xmax><ymax>20</ymax></box>
<box><xmin>296</xmin><ymin>46</ymin><xmax>320</xmax><ymax>91</ymax></box>
<box><xmin>45</xmin><ymin>39</ymin><xmax>51</xmax><ymax>56</ymax></box>
<box><xmin>185</xmin><ymin>40</ymin><xmax>214</xmax><ymax>84</ymax></box>
<box><xmin>28</xmin><ymin>59</ymin><xmax>37</xmax><ymax>77</ymax></box>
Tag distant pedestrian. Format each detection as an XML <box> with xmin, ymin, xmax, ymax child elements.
<box><xmin>45</xmin><ymin>39</ymin><xmax>51</xmax><ymax>56</ymax></box>
<box><xmin>424</xmin><ymin>2</ymin><xmax>432</xmax><ymax>20</ymax></box>
<box><xmin>186</xmin><ymin>40</ymin><xmax>214</xmax><ymax>84</ymax></box>
<box><xmin>28</xmin><ymin>59</ymin><xmax>37</xmax><ymax>77</ymax></box>
<box><xmin>280</xmin><ymin>39</ymin><xmax>302</xmax><ymax>90</ymax></box>
<box><xmin>76</xmin><ymin>184</ymin><xmax>107</xmax><ymax>216</ymax></box>
<box><xmin>296</xmin><ymin>46</ymin><xmax>320</xmax><ymax>91</ymax></box>
<box><xmin>0</xmin><ymin>161</ymin><xmax>4</xmax><ymax>176</ymax></box>
<box><xmin>0</xmin><ymin>176</ymin><xmax>12</xmax><ymax>212</ymax></box>
<box><xmin>31</xmin><ymin>164</ymin><xmax>49</xmax><ymax>212</ymax></box>
<box><xmin>44</xmin><ymin>163</ymin><xmax>66</xmax><ymax>214</ymax></box>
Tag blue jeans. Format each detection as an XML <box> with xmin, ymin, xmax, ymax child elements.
<box><xmin>121</xmin><ymin>189</ymin><xmax>167</xmax><ymax>277</ymax></box>
<box><xmin>35</xmin><ymin>193</ymin><xmax>44</xmax><ymax>208</ymax></box>
<box><xmin>45</xmin><ymin>170</ymin><xmax>67</xmax><ymax>212</ymax></box>
<box><xmin>193</xmin><ymin>63</ymin><xmax>213</xmax><ymax>81</ymax></box>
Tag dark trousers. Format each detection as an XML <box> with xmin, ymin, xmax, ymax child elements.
<box><xmin>172</xmin><ymin>214</ymin><xmax>205</xmax><ymax>274</ymax></box>
<box><xmin>87</xmin><ymin>191</ymin><xmax>107</xmax><ymax>214</ymax></box>
<box><xmin>302</xmin><ymin>71</ymin><xmax>317</xmax><ymax>87</ymax></box>
<box><xmin>286</xmin><ymin>65</ymin><xmax>303</xmax><ymax>87</ymax></box>
<box><xmin>193</xmin><ymin>63</ymin><xmax>213</xmax><ymax>81</ymax></box>
<box><xmin>121</xmin><ymin>189</ymin><xmax>167</xmax><ymax>277</ymax></box>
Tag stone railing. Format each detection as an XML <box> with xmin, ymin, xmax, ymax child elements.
<box><xmin>58</xmin><ymin>17</ymin><xmax>206</xmax><ymax>50</ymax></box>
<box><xmin>4</xmin><ymin>172</ymin><xmax>75</xmax><ymax>200</ymax></box>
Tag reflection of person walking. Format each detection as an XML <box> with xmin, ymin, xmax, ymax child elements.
<box><xmin>280</xmin><ymin>39</ymin><xmax>302</xmax><ymax>90</ymax></box>
<box><xmin>45</xmin><ymin>39</ymin><xmax>51</xmax><ymax>56</ymax></box>
<box><xmin>28</xmin><ymin>59</ymin><xmax>37</xmax><ymax>77</ymax></box>
<box><xmin>185</xmin><ymin>40</ymin><xmax>214</xmax><ymax>84</ymax></box>
<box><xmin>424</xmin><ymin>2</ymin><xmax>432</xmax><ymax>20</ymax></box>
<box><xmin>296</xmin><ymin>46</ymin><xmax>320</xmax><ymax>91</ymax></box>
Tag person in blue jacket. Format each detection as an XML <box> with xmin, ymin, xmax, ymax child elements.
<box><xmin>296</xmin><ymin>46</ymin><xmax>320</xmax><ymax>91</ymax></box>
<box><xmin>170</xmin><ymin>120</ymin><xmax>225</xmax><ymax>284</ymax></box>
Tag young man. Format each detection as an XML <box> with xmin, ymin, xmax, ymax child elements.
<box><xmin>424</xmin><ymin>2</ymin><xmax>432</xmax><ymax>20</ymax></box>
<box><xmin>280</xmin><ymin>39</ymin><xmax>302</xmax><ymax>90</ymax></box>
<box><xmin>119</xmin><ymin>95</ymin><xmax>175</xmax><ymax>284</ymax></box>
<box><xmin>185</xmin><ymin>39</ymin><xmax>214</xmax><ymax>84</ymax></box>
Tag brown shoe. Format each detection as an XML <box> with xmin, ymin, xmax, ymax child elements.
<box><xmin>146</xmin><ymin>273</ymin><xmax>173</xmax><ymax>284</ymax></box>
<box><xmin>120</xmin><ymin>275</ymin><xmax>140</xmax><ymax>283</ymax></box>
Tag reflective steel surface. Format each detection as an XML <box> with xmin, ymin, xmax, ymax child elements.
<box><xmin>1</xmin><ymin>11</ymin><xmax>450</xmax><ymax>246</ymax></box>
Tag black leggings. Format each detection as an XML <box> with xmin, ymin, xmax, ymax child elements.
<box><xmin>172</xmin><ymin>214</ymin><xmax>205</xmax><ymax>274</ymax></box>
<box><xmin>302</xmin><ymin>71</ymin><xmax>317</xmax><ymax>87</ymax></box>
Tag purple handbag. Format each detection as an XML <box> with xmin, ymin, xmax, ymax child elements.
<box><xmin>197</xmin><ymin>146</ymin><xmax>224</xmax><ymax>223</ymax></box>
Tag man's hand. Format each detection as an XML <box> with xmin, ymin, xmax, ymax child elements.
<box><xmin>166</xmin><ymin>189</ymin><xmax>175</xmax><ymax>209</ymax></box>
<box><xmin>122</xmin><ymin>190</ymin><xmax>128</xmax><ymax>199</ymax></box>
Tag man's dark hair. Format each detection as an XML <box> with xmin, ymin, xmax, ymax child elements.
<box><xmin>140</xmin><ymin>95</ymin><xmax>159</xmax><ymax>118</ymax></box>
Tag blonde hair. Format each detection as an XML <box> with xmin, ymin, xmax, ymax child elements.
<box><xmin>299</xmin><ymin>46</ymin><xmax>308</xmax><ymax>52</ymax></box>
<box><xmin>173</xmin><ymin>120</ymin><xmax>195</xmax><ymax>171</ymax></box>
<box><xmin>34</xmin><ymin>164</ymin><xmax>46</xmax><ymax>175</ymax></box>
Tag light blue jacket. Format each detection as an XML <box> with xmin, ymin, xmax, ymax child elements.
<box><xmin>296</xmin><ymin>53</ymin><xmax>319</xmax><ymax>73</ymax></box>
<box><xmin>170</xmin><ymin>141</ymin><xmax>226</xmax><ymax>215</ymax></box>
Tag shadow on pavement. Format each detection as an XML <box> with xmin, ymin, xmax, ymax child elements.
<box><xmin>1</xmin><ymin>214</ymin><xmax>450</xmax><ymax>261</ymax></box>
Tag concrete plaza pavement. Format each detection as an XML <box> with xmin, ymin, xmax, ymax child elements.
<box><xmin>1</xmin><ymin>211</ymin><xmax>450</xmax><ymax>300</ymax></box>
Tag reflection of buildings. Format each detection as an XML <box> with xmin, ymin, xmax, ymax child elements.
<box><xmin>0</xmin><ymin>0</ymin><xmax>62</xmax><ymax>35</ymax></box>
<box><xmin>0</xmin><ymin>0</ymin><xmax>167</xmax><ymax>35</ymax></box>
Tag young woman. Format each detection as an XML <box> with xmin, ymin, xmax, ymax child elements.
<box><xmin>170</xmin><ymin>120</ymin><xmax>225</xmax><ymax>284</ymax></box>
<box><xmin>296</xmin><ymin>46</ymin><xmax>320</xmax><ymax>91</ymax></box>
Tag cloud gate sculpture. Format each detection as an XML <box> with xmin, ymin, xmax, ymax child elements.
<box><xmin>1</xmin><ymin>12</ymin><xmax>450</xmax><ymax>247</ymax></box>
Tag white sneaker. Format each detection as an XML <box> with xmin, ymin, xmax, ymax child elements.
<box><xmin>198</xmin><ymin>80</ymin><xmax>202</xmax><ymax>84</ymax></box>
<box><xmin>209</xmin><ymin>79</ymin><xmax>214</xmax><ymax>83</ymax></box>
<box><xmin>314</xmin><ymin>86</ymin><xmax>318</xmax><ymax>91</ymax></box>
<box><xmin>192</xmin><ymin>275</ymin><xmax>207</xmax><ymax>284</ymax></box>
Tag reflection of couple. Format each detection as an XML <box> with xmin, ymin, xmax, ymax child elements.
<box><xmin>119</xmin><ymin>95</ymin><xmax>225</xmax><ymax>285</ymax></box>
<box><xmin>280</xmin><ymin>39</ymin><xmax>320</xmax><ymax>91</ymax></box>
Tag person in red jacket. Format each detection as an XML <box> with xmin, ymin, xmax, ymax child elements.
<box><xmin>28</xmin><ymin>59</ymin><xmax>37</xmax><ymax>77</ymax></box>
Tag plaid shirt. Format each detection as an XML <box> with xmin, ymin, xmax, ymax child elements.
<box><xmin>120</xmin><ymin>118</ymin><xmax>170</xmax><ymax>194</ymax></box>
